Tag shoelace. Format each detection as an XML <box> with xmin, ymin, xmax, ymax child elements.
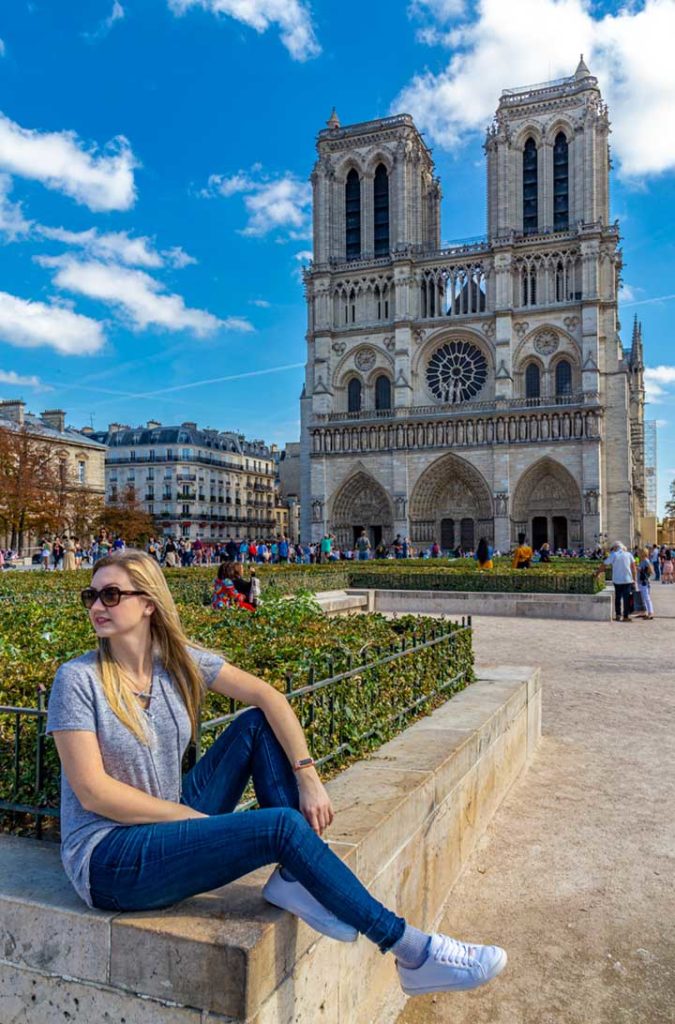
<box><xmin>433</xmin><ymin>935</ymin><xmax>478</xmax><ymax>968</ymax></box>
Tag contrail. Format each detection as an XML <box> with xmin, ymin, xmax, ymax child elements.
<box><xmin>621</xmin><ymin>293</ymin><xmax>675</xmax><ymax>307</ymax></box>
<box><xmin>129</xmin><ymin>362</ymin><xmax>305</xmax><ymax>398</ymax></box>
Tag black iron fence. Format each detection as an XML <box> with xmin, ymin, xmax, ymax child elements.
<box><xmin>1</xmin><ymin>619</ymin><xmax>472</xmax><ymax>837</ymax></box>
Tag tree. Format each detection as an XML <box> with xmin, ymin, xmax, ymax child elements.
<box><xmin>0</xmin><ymin>424</ymin><xmax>107</xmax><ymax>554</ymax></box>
<box><xmin>101</xmin><ymin>485</ymin><xmax>155</xmax><ymax>545</ymax></box>
<box><xmin>0</xmin><ymin>424</ymin><xmax>62</xmax><ymax>553</ymax></box>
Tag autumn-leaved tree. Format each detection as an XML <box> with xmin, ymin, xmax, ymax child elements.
<box><xmin>0</xmin><ymin>424</ymin><xmax>107</xmax><ymax>554</ymax></box>
<box><xmin>0</xmin><ymin>424</ymin><xmax>63</xmax><ymax>552</ymax></box>
<box><xmin>101</xmin><ymin>484</ymin><xmax>155</xmax><ymax>545</ymax></box>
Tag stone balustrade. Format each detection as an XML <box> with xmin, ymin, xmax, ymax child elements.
<box><xmin>311</xmin><ymin>397</ymin><xmax>602</xmax><ymax>456</ymax></box>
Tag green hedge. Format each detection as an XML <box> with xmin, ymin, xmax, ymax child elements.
<box><xmin>0</xmin><ymin>557</ymin><xmax>606</xmax><ymax>602</ymax></box>
<box><xmin>0</xmin><ymin>590</ymin><xmax>473</xmax><ymax>837</ymax></box>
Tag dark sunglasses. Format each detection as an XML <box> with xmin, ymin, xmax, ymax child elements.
<box><xmin>80</xmin><ymin>586</ymin><xmax>147</xmax><ymax>610</ymax></box>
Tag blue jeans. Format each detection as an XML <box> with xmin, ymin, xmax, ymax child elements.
<box><xmin>88</xmin><ymin>708</ymin><xmax>405</xmax><ymax>952</ymax></box>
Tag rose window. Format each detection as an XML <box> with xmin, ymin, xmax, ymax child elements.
<box><xmin>426</xmin><ymin>341</ymin><xmax>488</xmax><ymax>403</ymax></box>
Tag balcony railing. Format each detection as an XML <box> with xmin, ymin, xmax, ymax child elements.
<box><xmin>314</xmin><ymin>392</ymin><xmax>598</xmax><ymax>425</ymax></box>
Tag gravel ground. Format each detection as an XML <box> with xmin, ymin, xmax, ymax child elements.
<box><xmin>396</xmin><ymin>584</ymin><xmax>675</xmax><ymax>1024</ymax></box>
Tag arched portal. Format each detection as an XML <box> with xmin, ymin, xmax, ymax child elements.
<box><xmin>409</xmin><ymin>453</ymin><xmax>493</xmax><ymax>550</ymax></box>
<box><xmin>330</xmin><ymin>472</ymin><xmax>394</xmax><ymax>550</ymax></box>
<box><xmin>511</xmin><ymin>458</ymin><xmax>582</xmax><ymax>550</ymax></box>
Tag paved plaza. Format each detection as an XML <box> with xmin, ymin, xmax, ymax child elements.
<box><xmin>397</xmin><ymin>584</ymin><xmax>675</xmax><ymax>1024</ymax></box>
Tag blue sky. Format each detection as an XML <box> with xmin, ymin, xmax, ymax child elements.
<box><xmin>0</xmin><ymin>0</ymin><xmax>674</xmax><ymax>511</ymax></box>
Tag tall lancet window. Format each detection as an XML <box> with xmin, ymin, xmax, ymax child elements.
<box><xmin>348</xmin><ymin>377</ymin><xmax>362</xmax><ymax>412</ymax></box>
<box><xmin>523</xmin><ymin>137</ymin><xmax>538</xmax><ymax>234</ymax></box>
<box><xmin>375</xmin><ymin>375</ymin><xmax>391</xmax><ymax>410</ymax></box>
<box><xmin>553</xmin><ymin>132</ymin><xmax>569</xmax><ymax>231</ymax></box>
<box><xmin>525</xmin><ymin>363</ymin><xmax>541</xmax><ymax>400</ymax></box>
<box><xmin>345</xmin><ymin>169</ymin><xmax>361</xmax><ymax>260</ymax></box>
<box><xmin>373</xmin><ymin>164</ymin><xmax>390</xmax><ymax>256</ymax></box>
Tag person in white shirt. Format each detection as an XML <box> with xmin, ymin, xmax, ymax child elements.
<box><xmin>604</xmin><ymin>542</ymin><xmax>637</xmax><ymax>621</ymax></box>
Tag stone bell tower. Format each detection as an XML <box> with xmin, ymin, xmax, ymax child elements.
<box><xmin>310</xmin><ymin>109</ymin><xmax>441</xmax><ymax>265</ymax></box>
<box><xmin>486</xmin><ymin>56</ymin><xmax>611</xmax><ymax>239</ymax></box>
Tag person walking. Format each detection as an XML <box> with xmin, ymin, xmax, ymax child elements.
<box><xmin>650</xmin><ymin>544</ymin><xmax>660</xmax><ymax>582</ymax></box>
<box><xmin>511</xmin><ymin>533</ymin><xmax>533</xmax><ymax>569</ymax></box>
<box><xmin>319</xmin><ymin>534</ymin><xmax>332</xmax><ymax>564</ymax></box>
<box><xmin>604</xmin><ymin>541</ymin><xmax>637</xmax><ymax>621</ymax></box>
<box><xmin>355</xmin><ymin>530</ymin><xmax>371</xmax><ymax>561</ymax></box>
<box><xmin>662</xmin><ymin>548</ymin><xmax>674</xmax><ymax>584</ymax></box>
<box><xmin>637</xmin><ymin>547</ymin><xmax>655</xmax><ymax>620</ymax></box>
<box><xmin>46</xmin><ymin>551</ymin><xmax>506</xmax><ymax>997</ymax></box>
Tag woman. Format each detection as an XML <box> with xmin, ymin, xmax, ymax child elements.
<box><xmin>63</xmin><ymin>537</ymin><xmax>77</xmax><ymax>571</ymax></box>
<box><xmin>661</xmin><ymin>549</ymin><xmax>674</xmax><ymax>585</ymax></box>
<box><xmin>637</xmin><ymin>547</ymin><xmax>655</xmax><ymax>620</ymax></box>
<box><xmin>212</xmin><ymin>561</ymin><xmax>255</xmax><ymax>612</ymax></box>
<box><xmin>46</xmin><ymin>551</ymin><xmax>506</xmax><ymax>997</ymax></box>
<box><xmin>474</xmin><ymin>537</ymin><xmax>493</xmax><ymax>570</ymax></box>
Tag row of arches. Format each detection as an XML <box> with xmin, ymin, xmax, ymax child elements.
<box><xmin>346</xmin><ymin>164</ymin><xmax>389</xmax><ymax>260</ymax></box>
<box><xmin>523</xmin><ymin>131</ymin><xmax>569</xmax><ymax>234</ymax></box>
<box><xmin>329</xmin><ymin>454</ymin><xmax>583</xmax><ymax>550</ymax></box>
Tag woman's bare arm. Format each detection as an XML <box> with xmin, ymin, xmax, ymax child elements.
<box><xmin>53</xmin><ymin>731</ymin><xmax>206</xmax><ymax>824</ymax></box>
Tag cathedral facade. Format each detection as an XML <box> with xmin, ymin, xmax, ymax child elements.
<box><xmin>300</xmin><ymin>60</ymin><xmax>645</xmax><ymax>552</ymax></box>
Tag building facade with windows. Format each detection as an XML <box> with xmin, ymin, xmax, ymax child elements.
<box><xmin>0</xmin><ymin>400</ymin><xmax>106</xmax><ymax>553</ymax></box>
<box><xmin>91</xmin><ymin>421</ymin><xmax>277</xmax><ymax>542</ymax></box>
<box><xmin>300</xmin><ymin>61</ymin><xmax>646</xmax><ymax>552</ymax></box>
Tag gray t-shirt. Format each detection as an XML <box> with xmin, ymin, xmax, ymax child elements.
<box><xmin>46</xmin><ymin>645</ymin><xmax>226</xmax><ymax>908</ymax></box>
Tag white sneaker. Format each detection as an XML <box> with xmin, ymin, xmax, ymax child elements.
<box><xmin>398</xmin><ymin>932</ymin><xmax>507</xmax><ymax>995</ymax></box>
<box><xmin>262</xmin><ymin>867</ymin><xmax>358</xmax><ymax>942</ymax></box>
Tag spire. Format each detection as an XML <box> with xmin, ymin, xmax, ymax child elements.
<box><xmin>326</xmin><ymin>107</ymin><xmax>340</xmax><ymax>131</ymax></box>
<box><xmin>574</xmin><ymin>54</ymin><xmax>591</xmax><ymax>80</ymax></box>
<box><xmin>630</xmin><ymin>314</ymin><xmax>644</xmax><ymax>370</ymax></box>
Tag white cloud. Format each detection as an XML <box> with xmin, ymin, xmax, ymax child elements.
<box><xmin>168</xmin><ymin>0</ymin><xmax>320</xmax><ymax>61</ymax></box>
<box><xmin>0</xmin><ymin>174</ymin><xmax>32</xmax><ymax>241</ymax></box>
<box><xmin>83</xmin><ymin>1</ymin><xmax>125</xmax><ymax>41</ymax></box>
<box><xmin>645</xmin><ymin>365</ymin><xmax>675</xmax><ymax>403</ymax></box>
<box><xmin>0</xmin><ymin>290</ymin><xmax>105</xmax><ymax>355</ymax></box>
<box><xmin>294</xmin><ymin>249</ymin><xmax>312</xmax><ymax>261</ymax></box>
<box><xmin>37</xmin><ymin>225</ymin><xmax>195</xmax><ymax>269</ymax></box>
<box><xmin>0</xmin><ymin>369</ymin><xmax>51</xmax><ymax>391</ymax></box>
<box><xmin>250</xmin><ymin>298</ymin><xmax>271</xmax><ymax>307</ymax></box>
<box><xmin>38</xmin><ymin>255</ymin><xmax>252</xmax><ymax>336</ymax></box>
<box><xmin>618</xmin><ymin>283</ymin><xmax>637</xmax><ymax>303</ymax></box>
<box><xmin>395</xmin><ymin>0</ymin><xmax>675</xmax><ymax>179</ymax></box>
<box><xmin>0</xmin><ymin>39</ymin><xmax>5</xmax><ymax>57</ymax></box>
<box><xmin>0</xmin><ymin>112</ymin><xmax>136</xmax><ymax>211</ymax></box>
<box><xmin>206</xmin><ymin>168</ymin><xmax>311</xmax><ymax>239</ymax></box>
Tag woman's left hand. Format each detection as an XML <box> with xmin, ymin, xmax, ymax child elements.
<box><xmin>297</xmin><ymin>772</ymin><xmax>334</xmax><ymax>835</ymax></box>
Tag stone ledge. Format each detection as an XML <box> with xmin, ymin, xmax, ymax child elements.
<box><xmin>362</xmin><ymin>587</ymin><xmax>611</xmax><ymax>621</ymax></box>
<box><xmin>0</xmin><ymin>667</ymin><xmax>541</xmax><ymax>1024</ymax></box>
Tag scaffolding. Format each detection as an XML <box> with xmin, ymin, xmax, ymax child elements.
<box><xmin>644</xmin><ymin>419</ymin><xmax>657</xmax><ymax>517</ymax></box>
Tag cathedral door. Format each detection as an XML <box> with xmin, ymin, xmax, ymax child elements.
<box><xmin>440</xmin><ymin>518</ymin><xmax>454</xmax><ymax>550</ymax></box>
<box><xmin>553</xmin><ymin>516</ymin><xmax>568</xmax><ymax>551</ymax></box>
<box><xmin>460</xmin><ymin>518</ymin><xmax>475</xmax><ymax>550</ymax></box>
<box><xmin>532</xmin><ymin>516</ymin><xmax>548</xmax><ymax>550</ymax></box>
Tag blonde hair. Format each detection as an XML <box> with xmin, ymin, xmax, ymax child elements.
<box><xmin>92</xmin><ymin>551</ymin><xmax>207</xmax><ymax>745</ymax></box>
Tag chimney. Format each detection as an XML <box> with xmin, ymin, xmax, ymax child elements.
<box><xmin>147</xmin><ymin>420</ymin><xmax>161</xmax><ymax>430</ymax></box>
<box><xmin>108</xmin><ymin>422</ymin><xmax>124</xmax><ymax>434</ymax></box>
<box><xmin>80</xmin><ymin>426</ymin><xmax>94</xmax><ymax>435</ymax></box>
<box><xmin>41</xmin><ymin>409</ymin><xmax>66</xmax><ymax>432</ymax></box>
<box><xmin>0</xmin><ymin>399</ymin><xmax>26</xmax><ymax>426</ymax></box>
<box><xmin>181</xmin><ymin>421</ymin><xmax>197</xmax><ymax>430</ymax></box>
